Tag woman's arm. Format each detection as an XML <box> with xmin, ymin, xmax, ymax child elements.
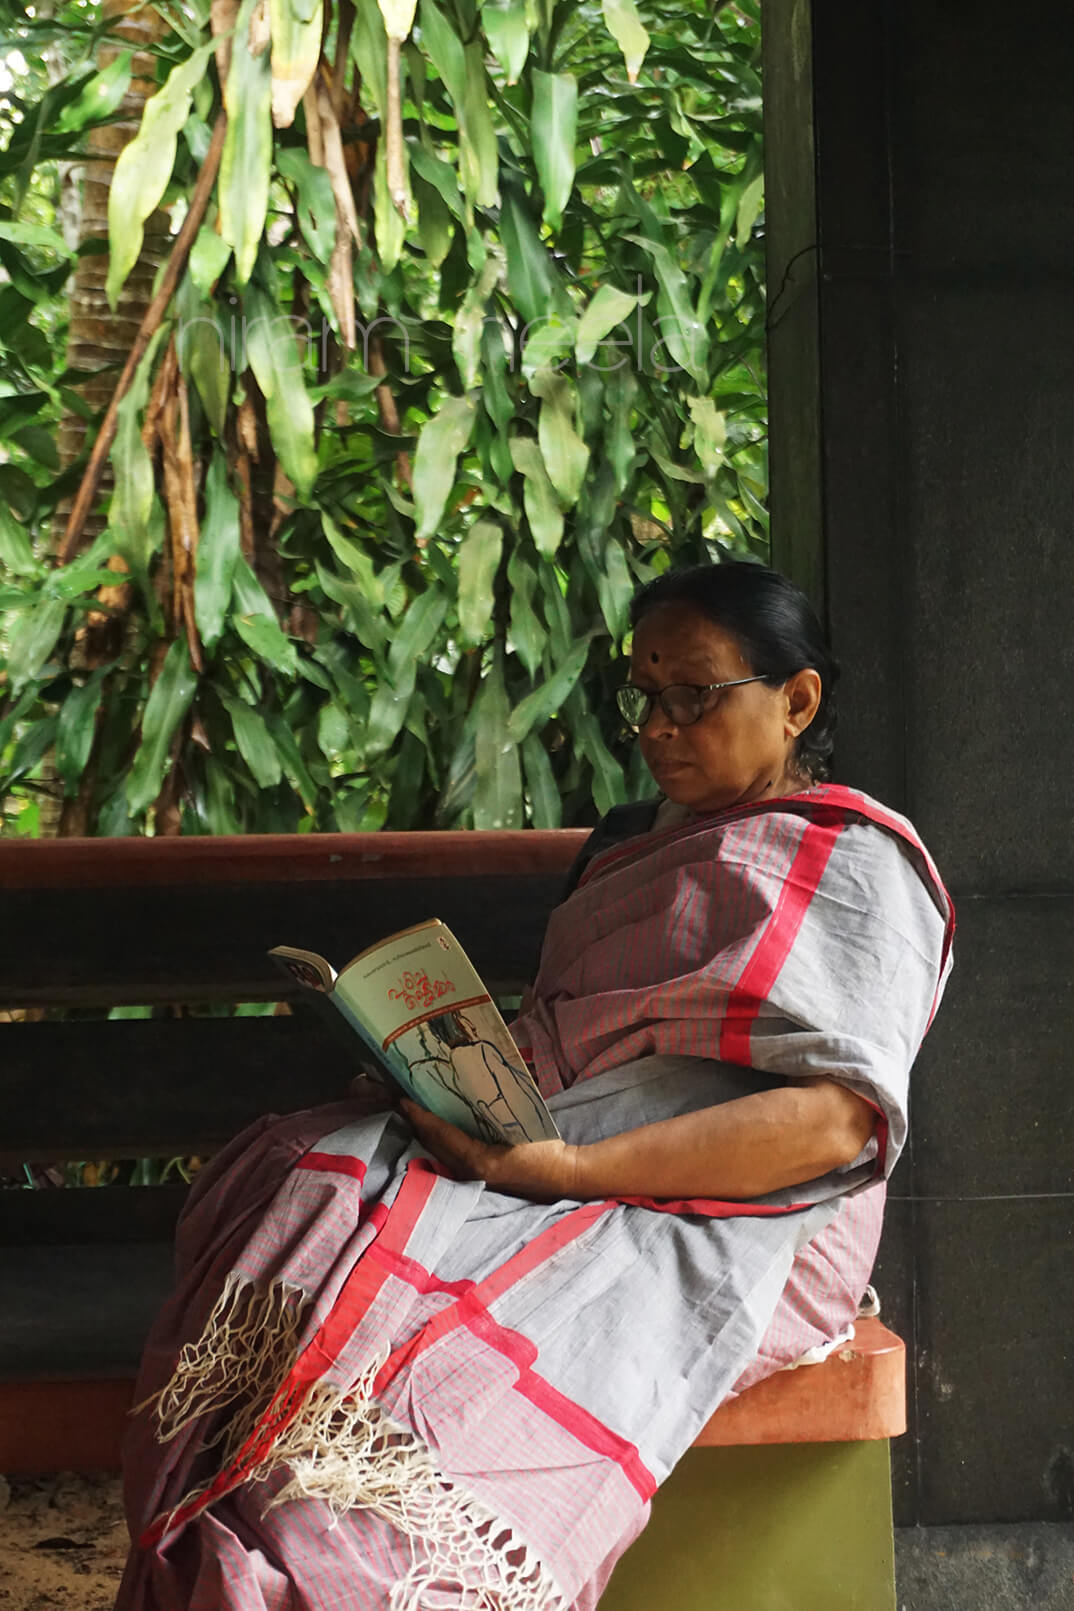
<box><xmin>403</xmin><ymin>1076</ymin><xmax>877</xmax><ymax>1204</ymax></box>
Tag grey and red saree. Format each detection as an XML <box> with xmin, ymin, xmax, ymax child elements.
<box><xmin>117</xmin><ymin>785</ymin><xmax>952</xmax><ymax>1611</ymax></box>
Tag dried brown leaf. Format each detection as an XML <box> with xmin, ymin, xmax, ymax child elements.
<box><xmin>210</xmin><ymin>0</ymin><xmax>239</xmax><ymax>86</ymax></box>
<box><xmin>384</xmin><ymin>35</ymin><xmax>409</xmax><ymax>219</ymax></box>
<box><xmin>326</xmin><ymin>226</ymin><xmax>356</xmax><ymax>349</ymax></box>
<box><xmin>303</xmin><ymin>79</ymin><xmax>325</xmax><ymax>167</ymax></box>
<box><xmin>317</xmin><ymin>78</ymin><xmax>362</xmax><ymax>247</ymax></box>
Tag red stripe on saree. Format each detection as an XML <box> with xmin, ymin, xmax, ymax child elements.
<box><xmin>718</xmin><ymin>817</ymin><xmax>844</xmax><ymax>1066</ymax></box>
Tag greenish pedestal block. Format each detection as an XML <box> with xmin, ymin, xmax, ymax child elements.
<box><xmin>601</xmin><ymin>1440</ymin><xmax>896</xmax><ymax>1611</ymax></box>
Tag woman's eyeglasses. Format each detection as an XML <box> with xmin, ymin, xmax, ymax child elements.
<box><xmin>615</xmin><ymin>676</ymin><xmax>769</xmax><ymax>732</ymax></box>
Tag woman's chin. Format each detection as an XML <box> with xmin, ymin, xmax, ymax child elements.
<box><xmin>652</xmin><ymin>769</ymin><xmax>716</xmax><ymax>811</ymax></box>
<box><xmin>651</xmin><ymin>770</ymin><xmax>743</xmax><ymax>815</ymax></box>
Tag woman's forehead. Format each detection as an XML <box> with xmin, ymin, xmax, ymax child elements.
<box><xmin>630</xmin><ymin>607</ymin><xmax>748</xmax><ymax>676</ymax></box>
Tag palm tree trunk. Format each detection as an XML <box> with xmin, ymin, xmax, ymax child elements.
<box><xmin>52</xmin><ymin>0</ymin><xmax>171</xmax><ymax>837</ymax></box>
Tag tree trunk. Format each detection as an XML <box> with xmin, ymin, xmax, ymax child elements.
<box><xmin>55</xmin><ymin>0</ymin><xmax>172</xmax><ymax>519</ymax></box>
<box><xmin>52</xmin><ymin>0</ymin><xmax>172</xmax><ymax>838</ymax></box>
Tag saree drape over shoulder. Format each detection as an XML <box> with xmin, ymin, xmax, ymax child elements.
<box><xmin>117</xmin><ymin>786</ymin><xmax>953</xmax><ymax>1611</ymax></box>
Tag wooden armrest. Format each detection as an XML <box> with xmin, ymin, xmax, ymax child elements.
<box><xmin>694</xmin><ymin>1317</ymin><xmax>905</xmax><ymax>1446</ymax></box>
<box><xmin>0</xmin><ymin>1319</ymin><xmax>907</xmax><ymax>1475</ymax></box>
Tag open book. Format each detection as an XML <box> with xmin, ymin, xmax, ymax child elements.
<box><xmin>270</xmin><ymin>919</ymin><xmax>559</xmax><ymax>1145</ymax></box>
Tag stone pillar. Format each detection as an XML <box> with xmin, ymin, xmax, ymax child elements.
<box><xmin>765</xmin><ymin>0</ymin><xmax>1074</xmax><ymax>1527</ymax></box>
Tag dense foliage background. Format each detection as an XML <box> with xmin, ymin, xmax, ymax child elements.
<box><xmin>0</xmin><ymin>0</ymin><xmax>767</xmax><ymax>838</ymax></box>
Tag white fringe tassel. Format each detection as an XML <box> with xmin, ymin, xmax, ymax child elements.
<box><xmin>146</xmin><ymin>1273</ymin><xmax>309</xmax><ymax>1446</ymax></box>
<box><xmin>146</xmin><ymin>1277</ymin><xmax>566</xmax><ymax>1611</ymax></box>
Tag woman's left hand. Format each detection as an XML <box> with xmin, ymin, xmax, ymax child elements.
<box><xmin>401</xmin><ymin>1101</ymin><xmax>581</xmax><ymax>1203</ymax></box>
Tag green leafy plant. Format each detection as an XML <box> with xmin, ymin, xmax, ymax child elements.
<box><xmin>0</xmin><ymin>0</ymin><xmax>768</xmax><ymax>837</ymax></box>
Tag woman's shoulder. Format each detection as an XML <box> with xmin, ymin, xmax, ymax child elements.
<box><xmin>560</xmin><ymin>799</ymin><xmax>662</xmax><ymax>897</ymax></box>
<box><xmin>790</xmin><ymin>783</ymin><xmax>942</xmax><ymax>873</ymax></box>
<box><xmin>791</xmin><ymin>784</ymin><xmax>954</xmax><ymax>942</ymax></box>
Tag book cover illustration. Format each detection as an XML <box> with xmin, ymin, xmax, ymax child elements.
<box><xmin>270</xmin><ymin>920</ymin><xmax>559</xmax><ymax>1146</ymax></box>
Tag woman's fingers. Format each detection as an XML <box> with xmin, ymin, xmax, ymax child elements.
<box><xmin>401</xmin><ymin>1101</ymin><xmax>500</xmax><ymax>1181</ymax></box>
<box><xmin>400</xmin><ymin>1101</ymin><xmax>581</xmax><ymax>1203</ymax></box>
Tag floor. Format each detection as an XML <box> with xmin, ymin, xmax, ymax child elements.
<box><xmin>0</xmin><ymin>1473</ymin><xmax>127</xmax><ymax>1610</ymax></box>
<box><xmin>3</xmin><ymin>1473</ymin><xmax>1073</xmax><ymax>1611</ymax></box>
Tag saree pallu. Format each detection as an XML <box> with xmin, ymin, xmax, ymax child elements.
<box><xmin>117</xmin><ymin>786</ymin><xmax>953</xmax><ymax>1611</ymax></box>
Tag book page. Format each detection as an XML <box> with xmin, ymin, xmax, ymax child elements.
<box><xmin>335</xmin><ymin>921</ymin><xmax>559</xmax><ymax>1145</ymax></box>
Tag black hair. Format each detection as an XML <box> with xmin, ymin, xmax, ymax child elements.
<box><xmin>629</xmin><ymin>561</ymin><xmax>839</xmax><ymax>781</ymax></box>
<box><xmin>424</xmin><ymin>1012</ymin><xmax>474</xmax><ymax>1049</ymax></box>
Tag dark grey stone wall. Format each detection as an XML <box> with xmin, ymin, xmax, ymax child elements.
<box><xmin>767</xmin><ymin>1</ymin><xmax>1074</xmax><ymax>1527</ymax></box>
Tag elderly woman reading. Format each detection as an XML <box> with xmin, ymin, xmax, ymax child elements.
<box><xmin>117</xmin><ymin>562</ymin><xmax>953</xmax><ymax>1611</ymax></box>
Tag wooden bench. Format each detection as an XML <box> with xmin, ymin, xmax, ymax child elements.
<box><xmin>0</xmin><ymin>832</ymin><xmax>904</xmax><ymax>1611</ymax></box>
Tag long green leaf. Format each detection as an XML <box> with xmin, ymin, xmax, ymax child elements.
<box><xmin>414</xmin><ymin>171</ymin><xmax>454</xmax><ymax>268</ymax></box>
<box><xmin>457</xmin><ymin>520</ymin><xmax>502</xmax><ymax>645</ymax></box>
<box><xmin>506</xmin><ymin>636</ymin><xmax>589</xmax><ymax>743</ymax></box>
<box><xmin>3</xmin><ymin>716</ymin><xmax>58</xmax><ymax>792</ymax></box>
<box><xmin>266</xmin><ymin>711</ymin><xmax>318</xmax><ymax>806</ymax></box>
<box><xmin>188</xmin><ymin>226</ymin><xmax>232</xmax><ymax>297</ymax></box>
<box><xmin>56</xmin><ymin>671</ymin><xmax>106</xmax><ymax>791</ymax></box>
<box><xmin>575</xmin><ymin>707</ymin><xmax>626</xmax><ymax>814</ymax></box>
<box><xmin>521</xmin><ymin>732</ymin><xmax>561</xmax><ymax>827</ymax></box>
<box><xmin>269</xmin><ymin>0</ymin><xmax>323</xmax><ymax>128</ymax></box>
<box><xmin>277</xmin><ymin>146</ymin><xmax>337</xmax><ymax>263</ymax></box>
<box><xmin>177</xmin><ymin>272</ymin><xmax>229</xmax><ymax>436</ymax></box>
<box><xmin>55</xmin><ymin>52</ymin><xmax>132</xmax><ymax>134</ymax></box>
<box><xmin>409</xmin><ymin>144</ymin><xmax>466</xmax><ymax>219</ymax></box>
<box><xmin>605</xmin><ymin>366</ymin><xmax>638</xmax><ymax>489</ymax></box>
<box><xmin>412</xmin><ymin>392</ymin><xmax>477</xmax><ymax>542</ymax></box>
<box><xmin>365</xmin><ymin>671</ymin><xmax>416</xmax><ymax>755</ymax></box>
<box><xmin>387</xmin><ymin>587</ymin><xmax>449</xmax><ymax>678</ymax></box>
<box><xmin>453</xmin><ymin>253</ymin><xmax>502</xmax><ymax>389</ymax></box>
<box><xmin>220</xmin><ymin>0</ymin><xmax>274</xmax><ymax>286</ymax></box>
<box><xmin>506</xmin><ymin>549</ymin><xmax>543</xmax><ymax>676</ymax></box>
<box><xmin>0</xmin><ymin>219</ymin><xmax>73</xmax><ymax>256</ymax></box>
<box><xmin>243</xmin><ymin>281</ymin><xmax>318</xmax><ymax>496</ymax></box>
<box><xmin>576</xmin><ymin>284</ymin><xmax>638</xmax><ymax>366</ymax></box>
<box><xmin>220</xmin><ymin>689</ymin><xmax>284</xmax><ymax>787</ymax></box>
<box><xmin>106</xmin><ymin>42</ymin><xmax>215</xmax><ymax>307</ymax></box>
<box><xmin>127</xmin><ymin>640</ymin><xmax>198</xmax><ymax>815</ymax></box>
<box><xmin>499</xmin><ymin>187</ymin><xmax>557</xmax><ymax>328</ymax></box>
<box><xmin>0</xmin><ymin>505</ymin><xmax>36</xmax><ymax>574</ymax></box>
<box><xmin>520</xmin><ymin>312</ymin><xmax>576</xmax><ymax>380</ymax></box>
<box><xmin>194</xmin><ymin>454</ymin><xmax>242</xmax><ymax>650</ymax></box>
<box><xmin>736</xmin><ymin>172</ymin><xmax>765</xmax><ymax>248</ymax></box>
<box><xmin>531</xmin><ymin>71</ymin><xmax>577</xmax><ymax>231</ymax></box>
<box><xmin>480</xmin><ymin>0</ymin><xmax>530</xmax><ymax>83</ymax></box>
<box><xmin>531</xmin><ymin>368</ymin><xmax>589</xmax><ymax>505</ymax></box>
<box><xmin>601</xmin><ymin>0</ymin><xmax>650</xmax><ymax>82</ymax></box>
<box><xmin>231</xmin><ymin>557</ymin><xmax>299</xmax><ymax>675</ymax></box>
<box><xmin>687</xmin><ymin>394</ymin><xmax>726</xmax><ymax>477</ymax></box>
<box><xmin>420</xmin><ymin>1</ymin><xmax>498</xmax><ymax>207</ymax></box>
<box><xmin>624</xmin><ymin>226</ymin><xmax>709</xmax><ymax>383</ymax></box>
<box><xmin>459</xmin><ymin>43</ymin><xmax>499</xmax><ymax>208</ymax></box>
<box><xmin>110</xmin><ymin>325</ymin><xmax>169</xmax><ymax>600</ymax></box>
<box><xmin>473</xmin><ymin>652</ymin><xmax>522</xmax><ymax>828</ymax></box>
<box><xmin>5</xmin><ymin>596</ymin><xmax>66</xmax><ymax>693</ymax></box>
<box><xmin>510</xmin><ymin>435</ymin><xmax>563</xmax><ymax>557</ymax></box>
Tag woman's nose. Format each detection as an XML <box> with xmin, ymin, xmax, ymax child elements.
<box><xmin>641</xmin><ymin>699</ymin><xmax>676</xmax><ymax>737</ymax></box>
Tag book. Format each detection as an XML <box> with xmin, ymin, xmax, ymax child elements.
<box><xmin>269</xmin><ymin>919</ymin><xmax>559</xmax><ymax>1146</ymax></box>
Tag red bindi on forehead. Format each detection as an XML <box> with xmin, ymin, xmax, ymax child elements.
<box><xmin>650</xmin><ymin>651</ymin><xmax>660</xmax><ymax>663</ymax></box>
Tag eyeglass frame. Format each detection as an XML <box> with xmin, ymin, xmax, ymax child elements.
<box><xmin>615</xmin><ymin>674</ymin><xmax>772</xmax><ymax>732</ymax></box>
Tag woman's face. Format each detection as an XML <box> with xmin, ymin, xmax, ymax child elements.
<box><xmin>628</xmin><ymin>603</ymin><xmax>821</xmax><ymax>813</ymax></box>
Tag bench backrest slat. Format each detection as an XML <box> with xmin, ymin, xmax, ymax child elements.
<box><xmin>0</xmin><ymin>832</ymin><xmax>587</xmax><ymax>1009</ymax></box>
<box><xmin>0</xmin><ymin>1183</ymin><xmax>186</xmax><ymax>1246</ymax></box>
<box><xmin>0</xmin><ymin>1015</ymin><xmax>353</xmax><ymax>1164</ymax></box>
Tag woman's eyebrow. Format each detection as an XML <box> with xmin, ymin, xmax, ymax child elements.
<box><xmin>629</xmin><ymin>666</ymin><xmax>730</xmax><ymax>687</ymax></box>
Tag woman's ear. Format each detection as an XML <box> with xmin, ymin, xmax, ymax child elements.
<box><xmin>784</xmin><ymin>669</ymin><xmax>822</xmax><ymax>737</ymax></box>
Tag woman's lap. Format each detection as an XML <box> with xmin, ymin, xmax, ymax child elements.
<box><xmin>119</xmin><ymin>1092</ymin><xmax>878</xmax><ymax>1611</ymax></box>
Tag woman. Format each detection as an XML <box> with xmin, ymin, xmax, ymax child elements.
<box><xmin>117</xmin><ymin>562</ymin><xmax>953</xmax><ymax>1611</ymax></box>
